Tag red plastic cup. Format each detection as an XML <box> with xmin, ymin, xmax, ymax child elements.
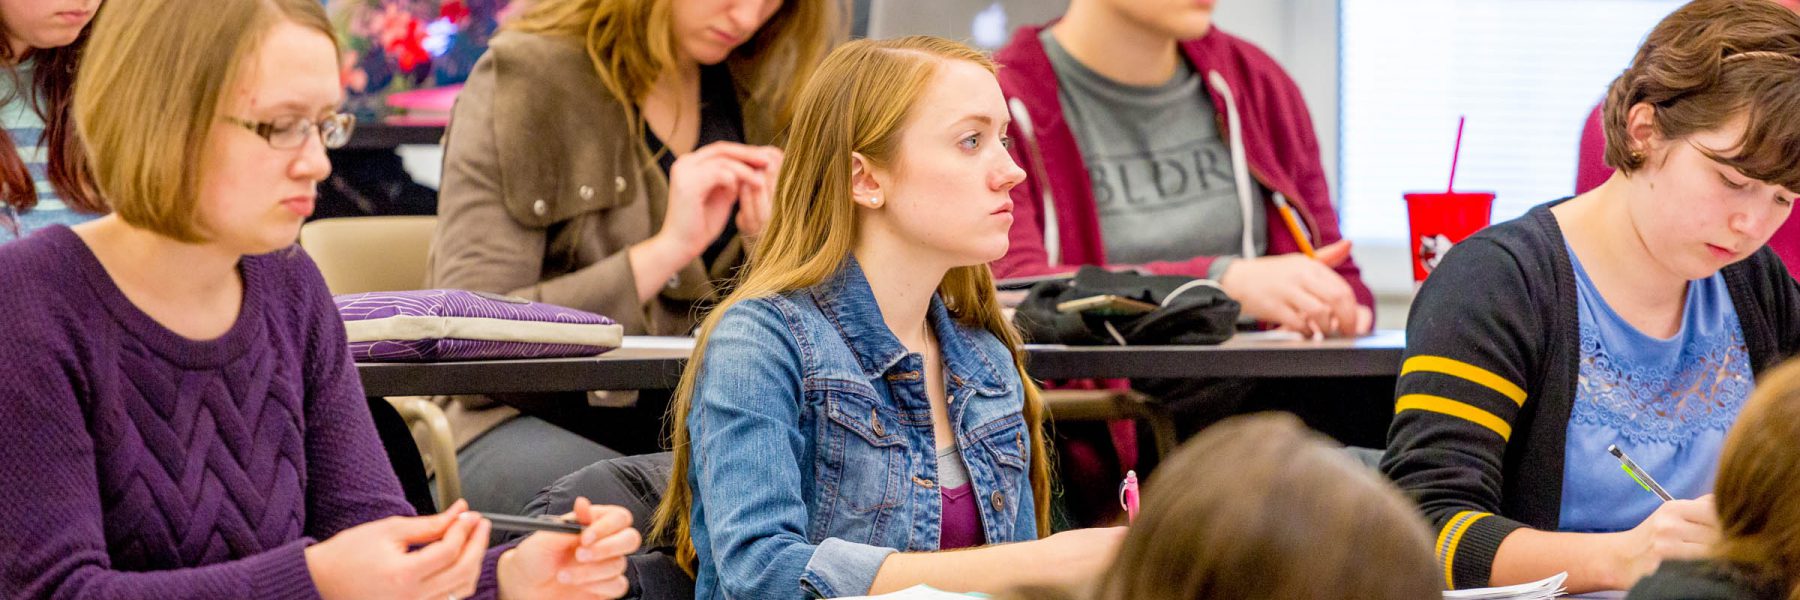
<box><xmin>1405</xmin><ymin>192</ymin><xmax>1495</xmax><ymax>283</ymax></box>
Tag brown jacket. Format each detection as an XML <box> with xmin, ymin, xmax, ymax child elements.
<box><xmin>426</xmin><ymin>31</ymin><xmax>772</xmax><ymax>447</ymax></box>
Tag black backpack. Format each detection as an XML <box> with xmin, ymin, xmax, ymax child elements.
<box><xmin>1012</xmin><ymin>266</ymin><xmax>1241</xmax><ymax>346</ymax></box>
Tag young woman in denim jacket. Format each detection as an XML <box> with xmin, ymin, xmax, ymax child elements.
<box><xmin>650</xmin><ymin>37</ymin><xmax>1127</xmax><ymax>599</ymax></box>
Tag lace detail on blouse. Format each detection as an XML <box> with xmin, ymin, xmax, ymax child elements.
<box><xmin>1571</xmin><ymin>319</ymin><xmax>1751</xmax><ymax>445</ymax></box>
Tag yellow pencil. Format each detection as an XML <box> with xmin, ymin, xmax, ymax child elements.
<box><xmin>1276</xmin><ymin>202</ymin><xmax>1316</xmax><ymax>259</ymax></box>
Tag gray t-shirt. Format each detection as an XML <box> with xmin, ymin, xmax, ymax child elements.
<box><xmin>936</xmin><ymin>443</ymin><xmax>970</xmax><ymax>488</ymax></box>
<box><xmin>1042</xmin><ymin>30</ymin><xmax>1265</xmax><ymax>275</ymax></box>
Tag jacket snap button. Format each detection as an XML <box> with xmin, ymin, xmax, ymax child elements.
<box><xmin>614</xmin><ymin>175</ymin><xmax>627</xmax><ymax>193</ymax></box>
<box><xmin>531</xmin><ymin>199</ymin><xmax>547</xmax><ymax>216</ymax></box>
<box><xmin>578</xmin><ymin>185</ymin><xmax>595</xmax><ymax>200</ymax></box>
<box><xmin>871</xmin><ymin>408</ymin><xmax>885</xmax><ymax>437</ymax></box>
<box><xmin>991</xmin><ymin>491</ymin><xmax>1005</xmax><ymax>511</ymax></box>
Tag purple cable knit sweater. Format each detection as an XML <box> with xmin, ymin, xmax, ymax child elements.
<box><xmin>0</xmin><ymin>226</ymin><xmax>504</xmax><ymax>599</ymax></box>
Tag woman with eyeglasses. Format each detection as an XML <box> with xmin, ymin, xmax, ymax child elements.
<box><xmin>0</xmin><ymin>0</ymin><xmax>640</xmax><ymax>598</ymax></box>
<box><xmin>0</xmin><ymin>0</ymin><xmax>104</xmax><ymax>244</ymax></box>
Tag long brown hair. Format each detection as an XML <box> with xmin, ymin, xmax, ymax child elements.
<box><xmin>1601</xmin><ymin>0</ymin><xmax>1800</xmax><ymax>190</ymax></box>
<box><xmin>649</xmin><ymin>36</ymin><xmax>1054</xmax><ymax>574</ymax></box>
<box><xmin>0</xmin><ymin>8</ymin><xmax>102</xmax><ymax>216</ymax></box>
<box><xmin>1713</xmin><ymin>358</ymin><xmax>1800</xmax><ymax>599</ymax></box>
<box><xmin>504</xmin><ymin>0</ymin><xmax>839</xmax><ymax>146</ymax></box>
<box><xmin>1090</xmin><ymin>413</ymin><xmax>1440</xmax><ymax>600</ymax></box>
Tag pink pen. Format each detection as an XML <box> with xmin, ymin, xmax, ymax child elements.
<box><xmin>1119</xmin><ymin>470</ymin><xmax>1140</xmax><ymax>523</ymax></box>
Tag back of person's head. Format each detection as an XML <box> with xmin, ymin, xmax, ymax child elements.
<box><xmin>1091</xmin><ymin>413</ymin><xmax>1440</xmax><ymax>600</ymax></box>
<box><xmin>1714</xmin><ymin>357</ymin><xmax>1800</xmax><ymax>599</ymax></box>
<box><xmin>505</xmin><ymin>0</ymin><xmax>839</xmax><ymax>127</ymax></box>
<box><xmin>73</xmin><ymin>0</ymin><xmax>335</xmax><ymax>243</ymax></box>
<box><xmin>1601</xmin><ymin>0</ymin><xmax>1800</xmax><ymax>192</ymax></box>
<box><xmin>652</xmin><ymin>35</ymin><xmax>1051</xmax><ymax>573</ymax></box>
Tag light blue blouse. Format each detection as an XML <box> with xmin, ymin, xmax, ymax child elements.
<box><xmin>1558</xmin><ymin>245</ymin><xmax>1752</xmax><ymax>532</ymax></box>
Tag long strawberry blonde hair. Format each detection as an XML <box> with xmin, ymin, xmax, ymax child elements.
<box><xmin>649</xmin><ymin>35</ymin><xmax>1054</xmax><ymax>573</ymax></box>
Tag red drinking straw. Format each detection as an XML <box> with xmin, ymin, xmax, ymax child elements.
<box><xmin>1448</xmin><ymin>115</ymin><xmax>1466</xmax><ymax>193</ymax></box>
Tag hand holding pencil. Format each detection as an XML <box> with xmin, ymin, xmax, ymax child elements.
<box><xmin>1615</xmin><ymin>494</ymin><xmax>1719</xmax><ymax>586</ymax></box>
<box><xmin>1216</xmin><ymin>238</ymin><xmax>1372</xmax><ymax>337</ymax></box>
<box><xmin>1606</xmin><ymin>445</ymin><xmax>1720</xmax><ymax>587</ymax></box>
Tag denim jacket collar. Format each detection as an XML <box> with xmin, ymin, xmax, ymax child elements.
<box><xmin>810</xmin><ymin>257</ymin><xmax>1015</xmax><ymax>396</ymax></box>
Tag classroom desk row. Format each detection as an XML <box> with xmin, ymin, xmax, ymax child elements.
<box><xmin>360</xmin><ymin>331</ymin><xmax>1407</xmax><ymax>515</ymax></box>
<box><xmin>356</xmin><ymin>330</ymin><xmax>1407</xmax><ymax>397</ymax></box>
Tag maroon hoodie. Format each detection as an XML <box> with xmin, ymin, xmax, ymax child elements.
<box><xmin>992</xmin><ymin>23</ymin><xmax>1374</xmax><ymax>312</ymax></box>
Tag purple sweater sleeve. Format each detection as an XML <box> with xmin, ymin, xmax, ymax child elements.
<box><xmin>0</xmin><ymin>326</ymin><xmax>326</xmax><ymax>599</ymax></box>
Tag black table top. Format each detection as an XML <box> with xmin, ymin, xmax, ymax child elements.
<box><xmin>342</xmin><ymin>122</ymin><xmax>446</xmax><ymax>150</ymax></box>
<box><xmin>356</xmin><ymin>331</ymin><xmax>1406</xmax><ymax>396</ymax></box>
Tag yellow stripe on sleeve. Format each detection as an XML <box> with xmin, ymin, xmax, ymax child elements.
<box><xmin>1433</xmin><ymin>510</ymin><xmax>1472</xmax><ymax>576</ymax></box>
<box><xmin>1402</xmin><ymin>356</ymin><xmax>1527</xmax><ymax>406</ymax></box>
<box><xmin>1395</xmin><ymin>394</ymin><xmax>1513</xmax><ymax>441</ymax></box>
<box><xmin>1440</xmin><ymin>512</ymin><xmax>1493</xmax><ymax>589</ymax></box>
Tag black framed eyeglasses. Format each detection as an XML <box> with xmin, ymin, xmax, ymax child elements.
<box><xmin>222</xmin><ymin>112</ymin><xmax>356</xmax><ymax>150</ymax></box>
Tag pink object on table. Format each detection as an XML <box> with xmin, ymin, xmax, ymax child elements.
<box><xmin>384</xmin><ymin>83</ymin><xmax>463</xmax><ymax>112</ymax></box>
<box><xmin>1119</xmin><ymin>470</ymin><xmax>1140</xmax><ymax>523</ymax></box>
<box><xmin>378</xmin><ymin>84</ymin><xmax>462</xmax><ymax>127</ymax></box>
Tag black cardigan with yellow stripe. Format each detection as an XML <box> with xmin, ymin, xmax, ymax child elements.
<box><xmin>1380</xmin><ymin>200</ymin><xmax>1800</xmax><ymax>590</ymax></box>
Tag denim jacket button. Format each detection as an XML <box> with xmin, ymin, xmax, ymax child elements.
<box><xmin>991</xmin><ymin>491</ymin><xmax>1005</xmax><ymax>511</ymax></box>
<box><xmin>871</xmin><ymin>408</ymin><xmax>885</xmax><ymax>437</ymax></box>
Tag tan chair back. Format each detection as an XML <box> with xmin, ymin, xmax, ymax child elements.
<box><xmin>299</xmin><ymin>216</ymin><xmax>437</xmax><ymax>295</ymax></box>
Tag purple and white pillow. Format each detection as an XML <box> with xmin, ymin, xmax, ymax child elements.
<box><xmin>335</xmin><ymin>289</ymin><xmax>623</xmax><ymax>362</ymax></box>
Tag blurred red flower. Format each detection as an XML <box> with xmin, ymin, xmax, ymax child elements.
<box><xmin>441</xmin><ymin>0</ymin><xmax>470</xmax><ymax>23</ymax></box>
<box><xmin>375</xmin><ymin>5</ymin><xmax>430</xmax><ymax>72</ymax></box>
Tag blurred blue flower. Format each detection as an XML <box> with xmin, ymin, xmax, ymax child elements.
<box><xmin>424</xmin><ymin>16</ymin><xmax>457</xmax><ymax>58</ymax></box>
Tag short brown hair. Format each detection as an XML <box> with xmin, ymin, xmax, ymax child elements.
<box><xmin>73</xmin><ymin>0</ymin><xmax>335</xmax><ymax>242</ymax></box>
<box><xmin>1602</xmin><ymin>0</ymin><xmax>1800</xmax><ymax>190</ymax></box>
<box><xmin>1713</xmin><ymin>357</ymin><xmax>1800</xmax><ymax>598</ymax></box>
<box><xmin>1090</xmin><ymin>414</ymin><xmax>1440</xmax><ymax>600</ymax></box>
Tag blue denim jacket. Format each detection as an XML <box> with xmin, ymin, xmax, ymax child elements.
<box><xmin>686</xmin><ymin>259</ymin><xmax>1039</xmax><ymax>599</ymax></box>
